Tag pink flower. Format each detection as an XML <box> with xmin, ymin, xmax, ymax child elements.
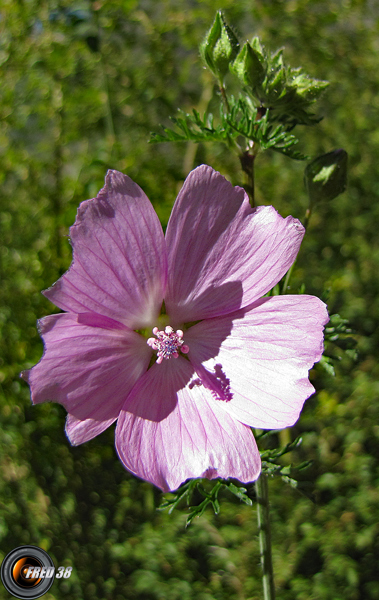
<box><xmin>22</xmin><ymin>165</ymin><xmax>328</xmax><ymax>492</ymax></box>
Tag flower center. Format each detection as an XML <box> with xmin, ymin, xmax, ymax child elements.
<box><xmin>147</xmin><ymin>326</ymin><xmax>189</xmax><ymax>364</ymax></box>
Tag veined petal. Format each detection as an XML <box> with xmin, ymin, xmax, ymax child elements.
<box><xmin>165</xmin><ymin>165</ymin><xmax>304</xmax><ymax>322</ymax></box>
<box><xmin>21</xmin><ymin>313</ymin><xmax>151</xmax><ymax>445</ymax></box>
<box><xmin>44</xmin><ymin>171</ymin><xmax>167</xmax><ymax>329</ymax></box>
<box><xmin>116</xmin><ymin>357</ymin><xmax>261</xmax><ymax>491</ymax></box>
<box><xmin>185</xmin><ymin>295</ymin><xmax>329</xmax><ymax>429</ymax></box>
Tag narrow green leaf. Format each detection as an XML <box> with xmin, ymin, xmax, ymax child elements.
<box><xmin>226</xmin><ymin>482</ymin><xmax>253</xmax><ymax>505</ymax></box>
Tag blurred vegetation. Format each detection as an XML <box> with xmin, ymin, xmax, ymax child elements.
<box><xmin>1</xmin><ymin>0</ymin><xmax>379</xmax><ymax>598</ymax></box>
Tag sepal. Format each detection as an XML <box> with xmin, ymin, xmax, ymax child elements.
<box><xmin>230</xmin><ymin>40</ymin><xmax>266</xmax><ymax>90</ymax></box>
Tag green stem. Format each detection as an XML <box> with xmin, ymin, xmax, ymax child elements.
<box><xmin>219</xmin><ymin>82</ymin><xmax>230</xmax><ymax>113</ymax></box>
<box><xmin>303</xmin><ymin>202</ymin><xmax>313</xmax><ymax>230</ymax></box>
<box><xmin>255</xmin><ymin>473</ymin><xmax>276</xmax><ymax>600</ymax></box>
<box><xmin>239</xmin><ymin>150</ymin><xmax>256</xmax><ymax>207</ymax></box>
<box><xmin>281</xmin><ymin>200</ymin><xmax>314</xmax><ymax>294</ymax></box>
<box><xmin>281</xmin><ymin>261</ymin><xmax>294</xmax><ymax>295</ymax></box>
<box><xmin>183</xmin><ymin>79</ymin><xmax>214</xmax><ymax>174</ymax></box>
<box><xmin>238</xmin><ymin>107</ymin><xmax>265</xmax><ymax>206</ymax></box>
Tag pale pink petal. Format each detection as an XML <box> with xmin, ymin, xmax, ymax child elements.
<box><xmin>21</xmin><ymin>313</ymin><xmax>151</xmax><ymax>445</ymax></box>
<box><xmin>184</xmin><ymin>295</ymin><xmax>329</xmax><ymax>429</ymax></box>
<box><xmin>115</xmin><ymin>358</ymin><xmax>261</xmax><ymax>491</ymax></box>
<box><xmin>165</xmin><ymin>165</ymin><xmax>304</xmax><ymax>323</ymax></box>
<box><xmin>44</xmin><ymin>171</ymin><xmax>167</xmax><ymax>329</ymax></box>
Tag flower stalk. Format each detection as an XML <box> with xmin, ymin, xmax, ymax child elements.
<box><xmin>239</xmin><ymin>149</ymin><xmax>256</xmax><ymax>207</ymax></box>
<box><xmin>255</xmin><ymin>473</ymin><xmax>276</xmax><ymax>600</ymax></box>
<box><xmin>219</xmin><ymin>82</ymin><xmax>231</xmax><ymax>113</ymax></box>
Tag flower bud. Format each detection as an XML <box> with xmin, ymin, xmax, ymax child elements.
<box><xmin>304</xmin><ymin>149</ymin><xmax>348</xmax><ymax>203</ymax></box>
<box><xmin>230</xmin><ymin>40</ymin><xmax>266</xmax><ymax>91</ymax></box>
<box><xmin>200</xmin><ymin>11</ymin><xmax>240</xmax><ymax>81</ymax></box>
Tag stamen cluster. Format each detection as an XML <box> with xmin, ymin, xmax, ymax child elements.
<box><xmin>147</xmin><ymin>326</ymin><xmax>189</xmax><ymax>364</ymax></box>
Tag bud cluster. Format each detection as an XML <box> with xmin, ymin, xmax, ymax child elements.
<box><xmin>201</xmin><ymin>11</ymin><xmax>328</xmax><ymax>128</ymax></box>
<box><xmin>151</xmin><ymin>11</ymin><xmax>347</xmax><ymax>208</ymax></box>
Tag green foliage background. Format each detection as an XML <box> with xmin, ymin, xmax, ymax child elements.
<box><xmin>1</xmin><ymin>1</ymin><xmax>379</xmax><ymax>598</ymax></box>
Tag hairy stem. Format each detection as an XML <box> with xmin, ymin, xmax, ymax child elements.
<box><xmin>239</xmin><ymin>150</ymin><xmax>256</xmax><ymax>206</ymax></box>
<box><xmin>219</xmin><ymin>83</ymin><xmax>230</xmax><ymax>113</ymax></box>
<box><xmin>303</xmin><ymin>202</ymin><xmax>313</xmax><ymax>230</ymax></box>
<box><xmin>255</xmin><ymin>473</ymin><xmax>276</xmax><ymax>600</ymax></box>
<box><xmin>281</xmin><ymin>200</ymin><xmax>314</xmax><ymax>293</ymax></box>
<box><xmin>281</xmin><ymin>261</ymin><xmax>294</xmax><ymax>294</ymax></box>
<box><xmin>183</xmin><ymin>79</ymin><xmax>214</xmax><ymax>174</ymax></box>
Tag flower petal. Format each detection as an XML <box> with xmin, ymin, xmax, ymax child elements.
<box><xmin>185</xmin><ymin>295</ymin><xmax>329</xmax><ymax>429</ymax></box>
<box><xmin>165</xmin><ymin>165</ymin><xmax>304</xmax><ymax>322</ymax></box>
<box><xmin>21</xmin><ymin>313</ymin><xmax>151</xmax><ymax>445</ymax></box>
<box><xmin>44</xmin><ymin>170</ymin><xmax>167</xmax><ymax>329</ymax></box>
<box><xmin>116</xmin><ymin>357</ymin><xmax>261</xmax><ymax>491</ymax></box>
